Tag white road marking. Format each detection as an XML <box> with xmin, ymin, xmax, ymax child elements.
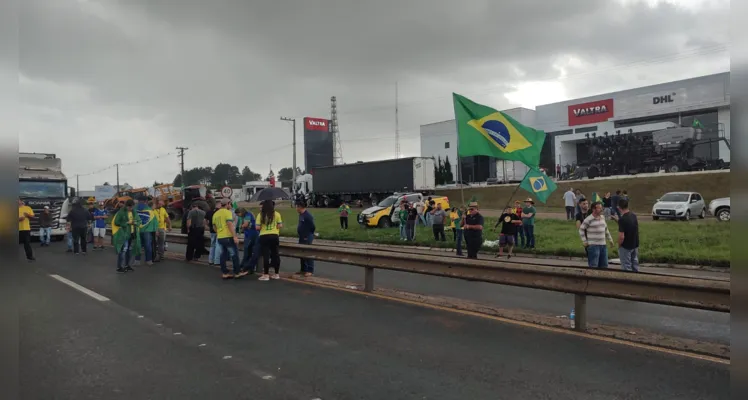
<box><xmin>173</xmin><ymin>332</ymin><xmax>182</xmax><ymax>335</ymax></box>
<box><xmin>223</xmin><ymin>356</ymin><xmax>232</xmax><ymax>360</ymax></box>
<box><xmin>262</xmin><ymin>375</ymin><xmax>274</xmax><ymax>380</ymax></box>
<box><xmin>49</xmin><ymin>274</ymin><xmax>110</xmax><ymax>302</ymax></box>
<box><xmin>198</xmin><ymin>344</ymin><xmax>206</xmax><ymax>347</ymax></box>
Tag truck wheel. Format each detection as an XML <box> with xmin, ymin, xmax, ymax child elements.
<box><xmin>378</xmin><ymin>217</ymin><xmax>392</xmax><ymax>228</ymax></box>
<box><xmin>323</xmin><ymin>198</ymin><xmax>331</xmax><ymax>207</ymax></box>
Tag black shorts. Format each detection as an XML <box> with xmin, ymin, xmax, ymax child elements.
<box><xmin>499</xmin><ymin>235</ymin><xmax>515</xmax><ymax>246</ymax></box>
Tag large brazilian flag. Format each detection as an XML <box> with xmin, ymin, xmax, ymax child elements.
<box><xmin>137</xmin><ymin>203</ymin><xmax>159</xmax><ymax>233</ymax></box>
<box><xmin>453</xmin><ymin>93</ymin><xmax>546</xmax><ymax>168</ymax></box>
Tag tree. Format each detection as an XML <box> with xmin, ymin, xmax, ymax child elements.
<box><xmin>435</xmin><ymin>156</ymin><xmax>445</xmax><ymax>185</ymax></box>
<box><xmin>212</xmin><ymin>163</ymin><xmax>241</xmax><ymax>186</ymax></box>
<box><xmin>443</xmin><ymin>156</ymin><xmax>454</xmax><ymax>183</ymax></box>
<box><xmin>103</xmin><ymin>182</ymin><xmax>110</xmax><ymax>186</ymax></box>
<box><xmin>265</xmin><ymin>169</ymin><xmax>275</xmax><ymax>181</ymax></box>
<box><xmin>173</xmin><ymin>174</ymin><xmax>183</xmax><ymax>187</ymax></box>
<box><xmin>277</xmin><ymin>167</ymin><xmax>293</xmax><ymax>183</ymax></box>
<box><xmin>153</xmin><ymin>181</ymin><xmax>163</xmax><ymax>187</ymax></box>
<box><xmin>241</xmin><ymin>166</ymin><xmax>261</xmax><ymax>182</ymax></box>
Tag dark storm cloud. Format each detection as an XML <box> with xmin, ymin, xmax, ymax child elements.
<box><xmin>14</xmin><ymin>0</ymin><xmax>729</xmax><ymax>187</ymax></box>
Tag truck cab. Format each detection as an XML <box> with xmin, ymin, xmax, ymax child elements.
<box><xmin>358</xmin><ymin>193</ymin><xmax>450</xmax><ymax>228</ymax></box>
<box><xmin>19</xmin><ymin>153</ymin><xmax>69</xmax><ymax>240</ymax></box>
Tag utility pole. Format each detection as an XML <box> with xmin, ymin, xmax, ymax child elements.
<box><xmin>115</xmin><ymin>164</ymin><xmax>120</xmax><ymax>192</ymax></box>
<box><xmin>395</xmin><ymin>82</ymin><xmax>400</xmax><ymax>159</ymax></box>
<box><xmin>176</xmin><ymin>147</ymin><xmax>188</xmax><ymax>191</ymax></box>
<box><xmin>76</xmin><ymin>175</ymin><xmax>79</xmax><ymax>195</ymax></box>
<box><xmin>280</xmin><ymin>117</ymin><xmax>297</xmax><ymax>189</ymax></box>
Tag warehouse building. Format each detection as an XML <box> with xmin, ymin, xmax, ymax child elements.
<box><xmin>420</xmin><ymin>72</ymin><xmax>730</xmax><ymax>182</ymax></box>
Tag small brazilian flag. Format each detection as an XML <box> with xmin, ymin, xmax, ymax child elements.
<box><xmin>519</xmin><ymin>168</ymin><xmax>557</xmax><ymax>204</ymax></box>
<box><xmin>590</xmin><ymin>192</ymin><xmax>603</xmax><ymax>204</ymax></box>
<box><xmin>453</xmin><ymin>93</ymin><xmax>546</xmax><ymax>167</ymax></box>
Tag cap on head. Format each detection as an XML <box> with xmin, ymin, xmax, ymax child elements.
<box><xmin>468</xmin><ymin>201</ymin><xmax>479</xmax><ymax>208</ymax></box>
<box><xmin>220</xmin><ymin>198</ymin><xmax>231</xmax><ymax>207</ymax></box>
<box><xmin>44</xmin><ymin>205</ymin><xmax>50</xmax><ymax>209</ymax></box>
<box><xmin>524</xmin><ymin>197</ymin><xmax>535</xmax><ymax>204</ymax></box>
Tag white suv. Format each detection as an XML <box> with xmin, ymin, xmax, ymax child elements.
<box><xmin>708</xmin><ymin>197</ymin><xmax>730</xmax><ymax>222</ymax></box>
<box><xmin>651</xmin><ymin>192</ymin><xmax>706</xmax><ymax>221</ymax></box>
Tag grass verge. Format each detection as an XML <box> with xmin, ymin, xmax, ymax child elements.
<box><xmin>241</xmin><ymin>207</ymin><xmax>730</xmax><ymax>268</ymax></box>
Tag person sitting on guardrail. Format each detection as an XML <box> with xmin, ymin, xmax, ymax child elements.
<box><xmin>463</xmin><ymin>202</ymin><xmax>484</xmax><ymax>259</ymax></box>
<box><xmin>256</xmin><ymin>200</ymin><xmax>283</xmax><ymax>281</ymax></box>
<box><xmin>112</xmin><ymin>199</ymin><xmax>140</xmax><ymax>273</ymax></box>
<box><xmin>295</xmin><ymin>200</ymin><xmax>316</xmax><ymax>277</ymax></box>
<box><xmin>578</xmin><ymin>201</ymin><xmax>614</xmax><ymax>269</ymax></box>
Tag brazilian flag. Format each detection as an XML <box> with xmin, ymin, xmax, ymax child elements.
<box><xmin>590</xmin><ymin>192</ymin><xmax>604</xmax><ymax>204</ymax></box>
<box><xmin>137</xmin><ymin>203</ymin><xmax>159</xmax><ymax>232</ymax></box>
<box><xmin>519</xmin><ymin>168</ymin><xmax>557</xmax><ymax>204</ymax></box>
<box><xmin>453</xmin><ymin>93</ymin><xmax>546</xmax><ymax>168</ymax></box>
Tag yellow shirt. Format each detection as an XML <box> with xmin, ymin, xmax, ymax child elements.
<box><xmin>156</xmin><ymin>207</ymin><xmax>169</xmax><ymax>229</ymax></box>
<box><xmin>19</xmin><ymin>205</ymin><xmax>34</xmax><ymax>231</ymax></box>
<box><xmin>449</xmin><ymin>211</ymin><xmax>458</xmax><ymax>228</ymax></box>
<box><xmin>257</xmin><ymin>211</ymin><xmax>282</xmax><ymax>236</ymax></box>
<box><xmin>212</xmin><ymin>208</ymin><xmax>234</xmax><ymax>239</ymax></box>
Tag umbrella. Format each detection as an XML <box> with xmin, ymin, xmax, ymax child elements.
<box><xmin>251</xmin><ymin>187</ymin><xmax>290</xmax><ymax>202</ymax></box>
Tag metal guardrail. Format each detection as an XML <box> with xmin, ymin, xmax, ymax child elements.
<box><xmin>143</xmin><ymin>231</ymin><xmax>730</xmax><ymax>332</ymax></box>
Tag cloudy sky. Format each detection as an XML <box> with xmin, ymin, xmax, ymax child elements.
<box><xmin>14</xmin><ymin>0</ymin><xmax>729</xmax><ymax>189</ymax></box>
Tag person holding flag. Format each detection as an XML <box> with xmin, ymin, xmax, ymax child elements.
<box><xmin>112</xmin><ymin>199</ymin><xmax>140</xmax><ymax>273</ymax></box>
<box><xmin>134</xmin><ymin>195</ymin><xmax>158</xmax><ymax>266</ymax></box>
<box><xmin>517</xmin><ymin>168</ymin><xmax>558</xmax><ymax>250</ymax></box>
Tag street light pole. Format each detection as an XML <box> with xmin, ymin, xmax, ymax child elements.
<box><xmin>280</xmin><ymin>117</ymin><xmax>297</xmax><ymax>190</ymax></box>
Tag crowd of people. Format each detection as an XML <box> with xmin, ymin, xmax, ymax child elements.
<box><xmin>19</xmin><ymin>184</ymin><xmax>641</xmax><ymax>277</ymax></box>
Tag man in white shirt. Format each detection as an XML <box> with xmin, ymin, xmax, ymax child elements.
<box><xmin>563</xmin><ymin>188</ymin><xmax>576</xmax><ymax>221</ymax></box>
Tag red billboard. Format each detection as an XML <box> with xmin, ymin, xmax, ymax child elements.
<box><xmin>304</xmin><ymin>117</ymin><xmax>329</xmax><ymax>131</ymax></box>
<box><xmin>567</xmin><ymin>99</ymin><xmax>614</xmax><ymax>126</ymax></box>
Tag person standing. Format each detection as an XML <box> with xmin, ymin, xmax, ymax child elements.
<box><xmin>66</xmin><ymin>199</ymin><xmax>92</xmax><ymax>255</ymax></box>
<box><xmin>134</xmin><ymin>196</ymin><xmax>157</xmax><ymax>266</ymax></box>
<box><xmin>18</xmin><ymin>199</ymin><xmax>35</xmax><ymax>261</ymax></box>
<box><xmin>91</xmin><ymin>202</ymin><xmax>108</xmax><ymax>250</ymax></box>
<box><xmin>154</xmin><ymin>199</ymin><xmax>171</xmax><ymax>262</ymax></box>
<box><xmin>512</xmin><ymin>200</ymin><xmax>524</xmax><ymax>247</ymax></box>
<box><xmin>240</xmin><ymin>208</ymin><xmax>260</xmax><ymax>273</ymax></box>
<box><xmin>296</xmin><ymin>200</ymin><xmax>316</xmax><ymax>277</ymax></box>
<box><xmin>425</xmin><ymin>198</ymin><xmax>435</xmax><ymax>227</ymax></box>
<box><xmin>338</xmin><ymin>202</ymin><xmax>350</xmax><ymax>230</ymax></box>
<box><xmin>578</xmin><ymin>202</ymin><xmax>614</xmax><ymax>268</ymax></box>
<box><xmin>493</xmin><ymin>207</ymin><xmax>521</xmax><ymax>258</ymax></box>
<box><xmin>38</xmin><ymin>206</ymin><xmax>52</xmax><ymax>246</ymax></box>
<box><xmin>256</xmin><ymin>200</ymin><xmax>283</xmax><ymax>281</ymax></box>
<box><xmin>398</xmin><ymin>202</ymin><xmax>408</xmax><ymax>241</ymax></box>
<box><xmin>213</xmin><ymin>198</ymin><xmax>244</xmax><ymax>280</ymax></box>
<box><xmin>602</xmin><ymin>192</ymin><xmax>612</xmax><ymax>219</ymax></box>
<box><xmin>614</xmin><ymin>199</ymin><xmax>639</xmax><ymax>272</ymax></box>
<box><xmin>521</xmin><ymin>198</ymin><xmax>537</xmax><ymax>249</ymax></box>
<box><xmin>463</xmin><ymin>202</ymin><xmax>484</xmax><ymax>259</ymax></box>
<box><xmin>453</xmin><ymin>207</ymin><xmax>464</xmax><ymax>256</ymax></box>
<box><xmin>574</xmin><ymin>189</ymin><xmax>584</xmax><ymax>216</ymax></box>
<box><xmin>611</xmin><ymin>190</ymin><xmax>622</xmax><ymax>219</ymax></box>
<box><xmin>112</xmin><ymin>199</ymin><xmax>139</xmax><ymax>273</ymax></box>
<box><xmin>206</xmin><ymin>202</ymin><xmax>222</xmax><ymax>266</ymax></box>
<box><xmin>430</xmin><ymin>203</ymin><xmax>447</xmax><ymax>241</ymax></box>
<box><xmin>405</xmin><ymin>203</ymin><xmax>418</xmax><ymax>241</ymax></box>
<box><xmin>185</xmin><ymin>202</ymin><xmax>206</xmax><ymax>262</ymax></box>
<box><xmin>563</xmin><ymin>188</ymin><xmax>576</xmax><ymax>221</ymax></box>
<box><xmin>415</xmin><ymin>199</ymin><xmax>426</xmax><ymax>227</ymax></box>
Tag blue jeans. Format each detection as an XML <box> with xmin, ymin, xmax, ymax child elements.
<box><xmin>399</xmin><ymin>223</ymin><xmax>407</xmax><ymax>239</ymax></box>
<box><xmin>67</xmin><ymin>231</ymin><xmax>73</xmax><ymax>250</ymax></box>
<box><xmin>135</xmin><ymin>231</ymin><xmax>153</xmax><ymax>262</ymax></box>
<box><xmin>117</xmin><ymin>239</ymin><xmax>132</xmax><ymax>268</ymax></box>
<box><xmin>39</xmin><ymin>227</ymin><xmax>51</xmax><ymax>244</ymax></box>
<box><xmin>523</xmin><ymin>224</ymin><xmax>535</xmax><ymax>248</ymax></box>
<box><xmin>218</xmin><ymin>238</ymin><xmax>240</xmax><ymax>274</ymax></box>
<box><xmin>241</xmin><ymin>235</ymin><xmax>258</xmax><ymax>271</ymax></box>
<box><xmin>209</xmin><ymin>233</ymin><xmax>223</xmax><ymax>265</ymax></box>
<box><xmin>587</xmin><ymin>245</ymin><xmax>609</xmax><ymax>268</ymax></box>
<box><xmin>455</xmin><ymin>229</ymin><xmax>464</xmax><ymax>255</ymax></box>
<box><xmin>299</xmin><ymin>233</ymin><xmax>315</xmax><ymax>273</ymax></box>
<box><xmin>618</xmin><ymin>247</ymin><xmax>639</xmax><ymax>272</ymax></box>
<box><xmin>419</xmin><ymin>214</ymin><xmax>427</xmax><ymax>227</ymax></box>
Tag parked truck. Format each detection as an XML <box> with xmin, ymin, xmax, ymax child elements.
<box><xmin>495</xmin><ymin>160</ymin><xmax>529</xmax><ymax>183</ymax></box>
<box><xmin>19</xmin><ymin>153</ymin><xmax>70</xmax><ymax>240</ymax></box>
<box><xmin>294</xmin><ymin>157</ymin><xmax>436</xmax><ymax>208</ymax></box>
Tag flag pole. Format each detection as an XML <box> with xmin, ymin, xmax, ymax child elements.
<box><xmin>456</xmin><ymin>141</ymin><xmax>465</xmax><ymax>206</ymax></box>
<box><xmin>503</xmin><ymin>168</ymin><xmax>532</xmax><ymax>211</ymax></box>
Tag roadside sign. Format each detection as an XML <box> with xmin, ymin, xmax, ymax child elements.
<box><xmin>220</xmin><ymin>186</ymin><xmax>233</xmax><ymax>198</ymax></box>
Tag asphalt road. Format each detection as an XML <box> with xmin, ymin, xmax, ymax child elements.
<box><xmin>20</xmin><ymin>243</ymin><xmax>729</xmax><ymax>399</ymax></box>
<box><xmin>166</xmin><ymin>241</ymin><xmax>730</xmax><ymax>344</ymax></box>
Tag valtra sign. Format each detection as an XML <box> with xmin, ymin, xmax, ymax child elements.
<box><xmin>304</xmin><ymin>117</ymin><xmax>329</xmax><ymax>131</ymax></box>
<box><xmin>567</xmin><ymin>99</ymin><xmax>614</xmax><ymax>126</ymax></box>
